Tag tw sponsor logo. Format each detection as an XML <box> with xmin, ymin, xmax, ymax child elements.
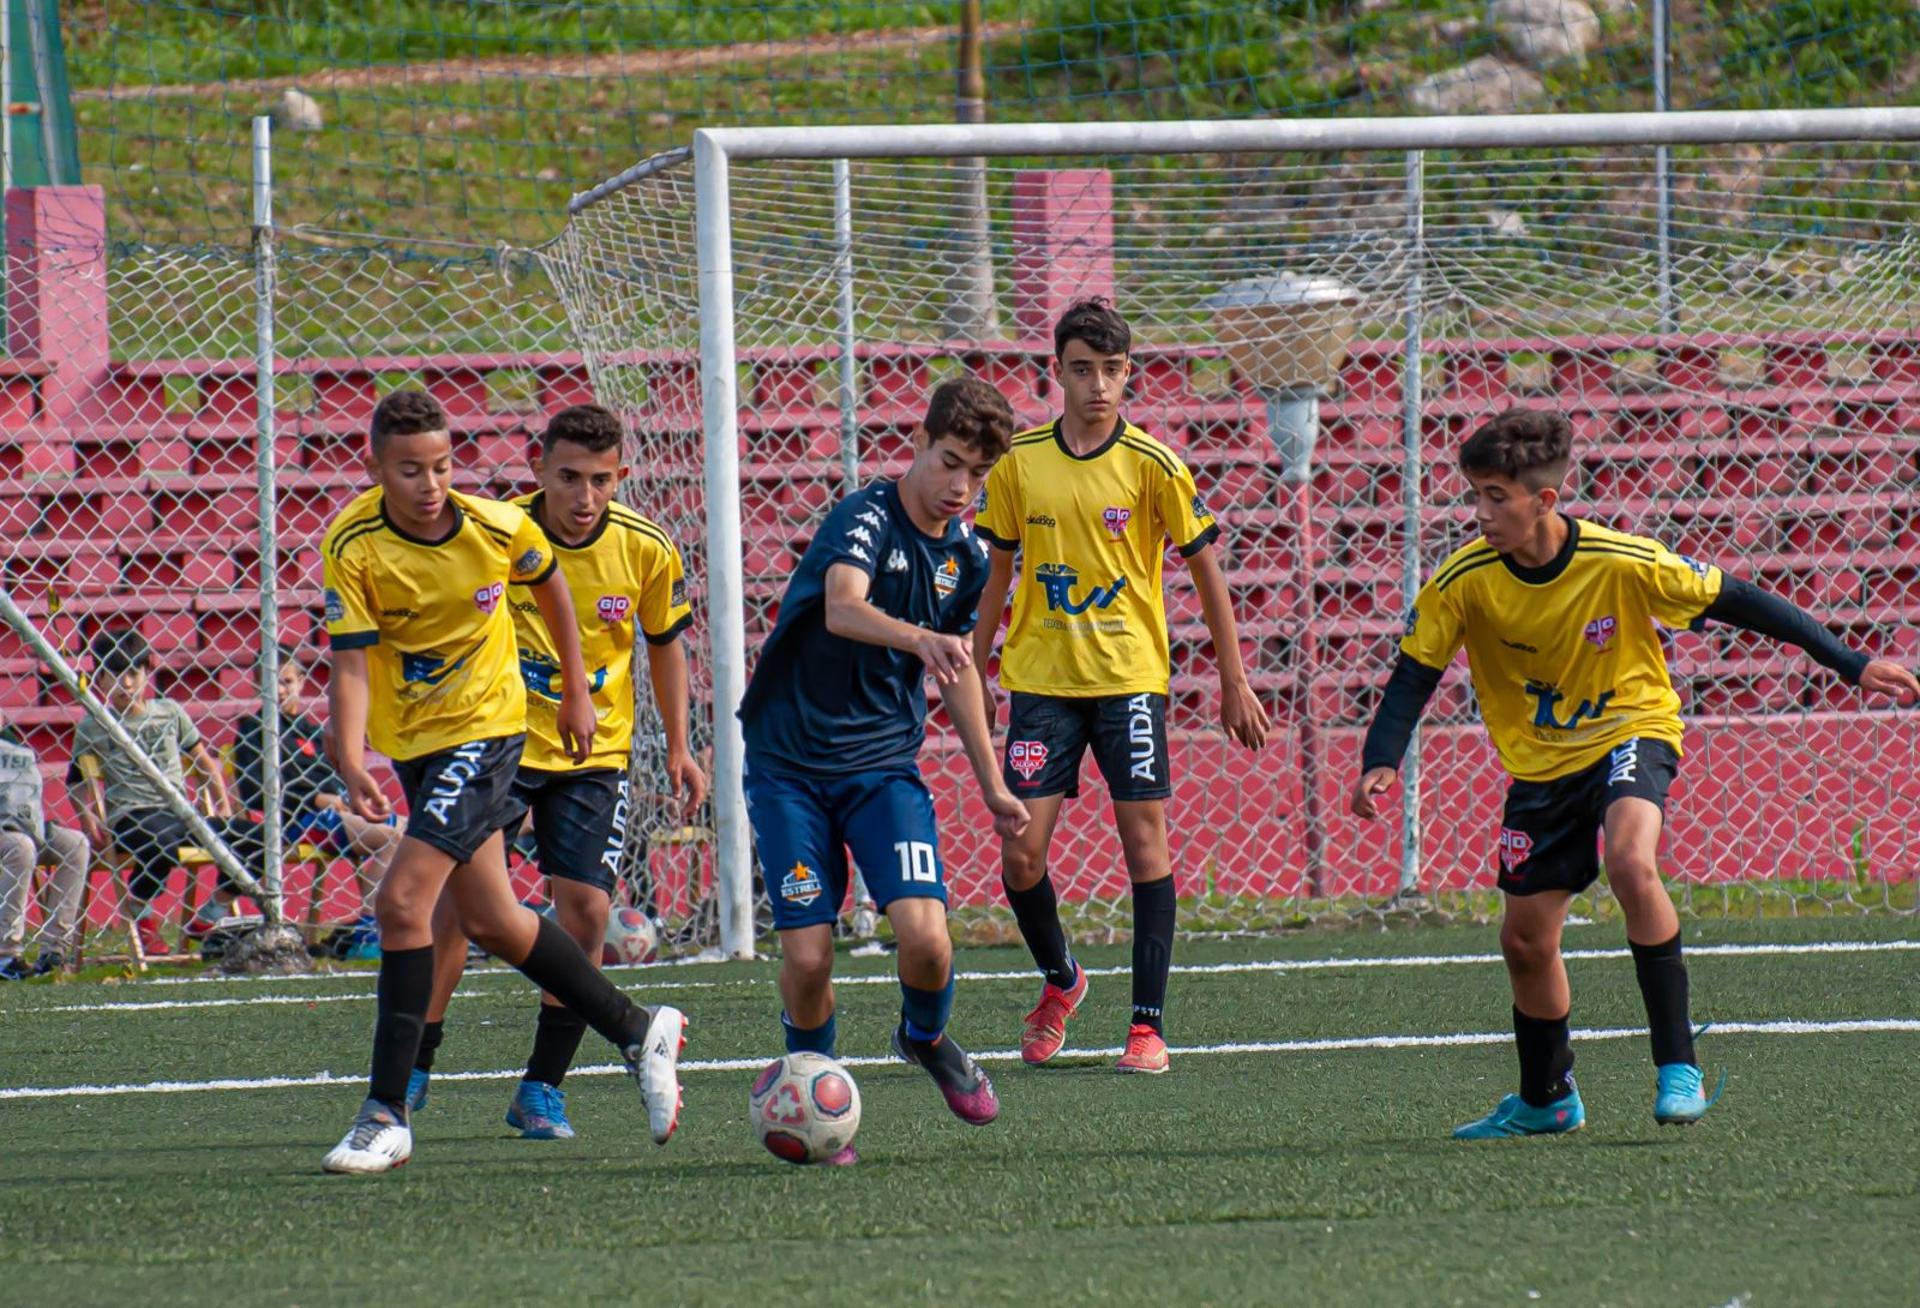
<box><xmin>1034</xmin><ymin>562</ymin><xmax>1126</xmax><ymax>616</ymax></box>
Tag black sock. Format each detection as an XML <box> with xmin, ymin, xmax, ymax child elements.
<box><xmin>369</xmin><ymin>945</ymin><xmax>434</xmax><ymax>1108</ymax></box>
<box><xmin>525</xmin><ymin>1003</ymin><xmax>589</xmax><ymax>1087</ymax></box>
<box><xmin>902</xmin><ymin>1023</ymin><xmax>970</xmax><ymax>1078</ymax></box>
<box><xmin>1006</xmin><ymin>871</ymin><xmax>1077</xmax><ymax>990</ymax></box>
<box><xmin>1513</xmin><ymin>1007</ymin><xmax>1576</xmax><ymax>1107</ymax></box>
<box><xmin>414</xmin><ymin>1019</ymin><xmax>445</xmax><ymax>1072</ymax></box>
<box><xmin>516</xmin><ymin>914</ymin><xmax>649</xmax><ymax>1049</ymax></box>
<box><xmin>1630</xmin><ymin>932</ymin><xmax>1696</xmax><ymax>1067</ymax></box>
<box><xmin>1130</xmin><ymin>876</ymin><xmax>1176</xmax><ymax>1034</ymax></box>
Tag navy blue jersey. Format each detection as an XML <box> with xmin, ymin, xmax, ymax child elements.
<box><xmin>739</xmin><ymin>480</ymin><xmax>991</xmax><ymax>776</ymax></box>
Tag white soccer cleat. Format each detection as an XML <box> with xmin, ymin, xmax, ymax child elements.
<box><xmin>322</xmin><ymin>1098</ymin><xmax>414</xmax><ymax>1174</ymax></box>
<box><xmin>624</xmin><ymin>1005</ymin><xmax>687</xmax><ymax>1145</ymax></box>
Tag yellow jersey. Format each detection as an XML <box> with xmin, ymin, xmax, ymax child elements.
<box><xmin>1401</xmin><ymin>517</ymin><xmax>1724</xmax><ymax>782</ymax></box>
<box><xmin>321</xmin><ymin>487</ymin><xmax>555</xmax><ymax>762</ymax></box>
<box><xmin>509</xmin><ymin>492</ymin><xmax>692</xmax><ymax>773</ymax></box>
<box><xmin>976</xmin><ymin>416</ymin><xmax>1219</xmax><ymax>697</ymax></box>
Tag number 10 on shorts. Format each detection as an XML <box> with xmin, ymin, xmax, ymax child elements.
<box><xmin>894</xmin><ymin>841</ymin><xmax>938</xmax><ymax>883</ymax></box>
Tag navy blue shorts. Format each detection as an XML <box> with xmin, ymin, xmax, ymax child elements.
<box><xmin>394</xmin><ymin>735</ymin><xmax>525</xmax><ymax>865</ymax></box>
<box><xmin>744</xmin><ymin>759</ymin><xmax>946</xmax><ymax>932</ymax></box>
<box><xmin>497</xmin><ymin>767</ymin><xmax>629</xmax><ymax>895</ymax></box>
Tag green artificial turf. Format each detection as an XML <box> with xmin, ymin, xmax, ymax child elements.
<box><xmin>1</xmin><ymin>916</ymin><xmax>1916</xmax><ymax>1305</ymax></box>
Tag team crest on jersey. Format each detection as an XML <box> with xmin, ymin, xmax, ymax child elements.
<box><xmin>515</xmin><ymin>548</ymin><xmax>546</xmax><ymax>576</ymax></box>
<box><xmin>1677</xmin><ymin>553</ymin><xmax>1712</xmax><ymax>579</ymax></box>
<box><xmin>1008</xmin><ymin>739</ymin><xmax>1049</xmax><ymax>782</ymax></box>
<box><xmin>1191</xmin><ymin>494</ymin><xmax>1212</xmax><ymax>521</ymax></box>
<box><xmin>1583</xmin><ymin>615</ymin><xmax>1617</xmax><ymax>651</ymax></box>
<box><xmin>323</xmin><ymin>588</ymin><xmax>346</xmax><ymax>624</ymax></box>
<box><xmin>597</xmin><ymin>595</ymin><xmax>632</xmax><ymax>623</ymax></box>
<box><xmin>670</xmin><ymin>577</ymin><xmax>686</xmax><ymax>608</ymax></box>
<box><xmin>780</xmin><ymin>861</ymin><xmax>823</xmax><ymax>907</ymax></box>
<box><xmin>1403</xmin><ymin>605</ymin><xmax>1420</xmax><ymax>637</ymax></box>
<box><xmin>1498</xmin><ymin>827</ymin><xmax>1534</xmax><ymax>874</ymax></box>
<box><xmin>1101</xmin><ymin>506</ymin><xmax>1132</xmax><ymax>538</ymax></box>
<box><xmin>934</xmin><ymin>556</ymin><xmax>961</xmax><ymax>596</ymax></box>
<box><xmin>473</xmin><ymin>582</ymin><xmax>505</xmax><ymax>614</ymax></box>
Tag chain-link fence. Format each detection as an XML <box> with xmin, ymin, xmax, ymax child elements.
<box><xmin>543</xmin><ymin>127</ymin><xmax>1920</xmax><ymax>942</ymax></box>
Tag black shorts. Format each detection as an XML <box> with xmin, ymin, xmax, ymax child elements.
<box><xmin>1498</xmin><ymin>737</ymin><xmax>1680</xmax><ymax>896</ymax></box>
<box><xmin>113</xmin><ymin>810</ymin><xmax>262</xmax><ymax>901</ymax></box>
<box><xmin>394</xmin><ymin>735</ymin><xmax>525</xmax><ymax>864</ymax></box>
<box><xmin>498</xmin><ymin>767</ymin><xmax>629</xmax><ymax>895</ymax></box>
<box><xmin>1003</xmin><ymin>691</ymin><xmax>1172</xmax><ymax>803</ymax></box>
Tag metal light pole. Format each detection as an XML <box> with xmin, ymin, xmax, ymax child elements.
<box><xmin>1207</xmin><ymin>274</ymin><xmax>1360</xmax><ymax>898</ymax></box>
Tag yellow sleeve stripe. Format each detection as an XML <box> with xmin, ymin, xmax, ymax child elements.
<box><xmin>1430</xmin><ymin>544</ymin><xmax>1499</xmax><ymax>591</ymax></box>
<box><xmin>1433</xmin><ymin>553</ymin><xmax>1503</xmax><ymax>593</ymax></box>
<box><xmin>327</xmin><ymin>518</ymin><xmax>385</xmax><ymax>559</ymax></box>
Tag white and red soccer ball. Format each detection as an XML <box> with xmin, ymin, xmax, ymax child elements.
<box><xmin>601</xmin><ymin>906</ymin><xmax>658</xmax><ymax>965</ymax></box>
<box><xmin>748</xmin><ymin>1051</ymin><xmax>862</xmax><ymax>1164</ymax></box>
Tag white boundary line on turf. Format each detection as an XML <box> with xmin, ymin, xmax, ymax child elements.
<box><xmin>4</xmin><ymin>1017</ymin><xmax>1918</xmax><ymax>1102</ymax></box>
<box><xmin>21</xmin><ymin>937</ymin><xmax>1920</xmax><ymax>1014</ymax></box>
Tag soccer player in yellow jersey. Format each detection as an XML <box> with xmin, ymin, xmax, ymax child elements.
<box><xmin>974</xmin><ymin>298</ymin><xmax>1270</xmax><ymax>1074</ymax></box>
<box><xmin>413</xmin><ymin>403</ymin><xmax>707</xmax><ymax>1140</ymax></box>
<box><xmin>1352</xmin><ymin>408</ymin><xmax>1918</xmax><ymax>1137</ymax></box>
<box><xmin>317</xmin><ymin>390</ymin><xmax>688</xmax><ymax>1175</ymax></box>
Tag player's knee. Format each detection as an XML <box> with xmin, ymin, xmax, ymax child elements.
<box><xmin>1500</xmin><ymin>921</ymin><xmax>1559</xmax><ymax>974</ymax></box>
<box><xmin>372</xmin><ymin>876</ymin><xmax>432</xmax><ymax>933</ymax></box>
<box><xmin>1606</xmin><ymin>851</ymin><xmax>1661</xmax><ymax>896</ymax></box>
<box><xmin>1000</xmin><ymin>842</ymin><xmax>1044</xmax><ymax>892</ymax></box>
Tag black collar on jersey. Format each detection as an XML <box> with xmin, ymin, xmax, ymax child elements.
<box><xmin>380</xmin><ymin>495</ymin><xmax>466</xmax><ymax>547</ymax></box>
<box><xmin>1051</xmin><ymin>412</ymin><xmax>1127</xmax><ymax>461</ymax></box>
<box><xmin>527</xmin><ymin>490</ymin><xmax>613</xmax><ymax>551</ymax></box>
<box><xmin>1499</xmin><ymin>514</ymin><xmax>1580</xmax><ymax>585</ymax></box>
<box><xmin>883</xmin><ymin>478</ymin><xmax>956</xmax><ymax>545</ymax></box>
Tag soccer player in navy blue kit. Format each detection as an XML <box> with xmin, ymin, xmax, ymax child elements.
<box><xmin>739</xmin><ymin>377</ymin><xmax>1029</xmax><ymax>1164</ymax></box>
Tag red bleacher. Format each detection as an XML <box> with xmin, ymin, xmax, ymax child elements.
<box><xmin>2</xmin><ymin>180</ymin><xmax>1916</xmax><ymax>914</ymax></box>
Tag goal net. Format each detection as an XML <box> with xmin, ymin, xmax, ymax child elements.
<box><xmin>539</xmin><ymin>114</ymin><xmax>1920</xmax><ymax>950</ymax></box>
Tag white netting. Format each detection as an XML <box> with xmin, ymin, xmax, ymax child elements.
<box><xmin>543</xmin><ymin>140</ymin><xmax>1920</xmax><ymax>940</ymax></box>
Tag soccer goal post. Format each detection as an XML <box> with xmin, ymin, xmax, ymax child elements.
<box><xmin>545</xmin><ymin>108</ymin><xmax>1920</xmax><ymax>958</ymax></box>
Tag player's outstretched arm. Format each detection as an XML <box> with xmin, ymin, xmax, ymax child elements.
<box><xmin>971</xmin><ymin>545</ymin><xmax>1016</xmax><ymax>723</ymax></box>
<box><xmin>940</xmin><ymin>668</ymin><xmax>1029</xmax><ymax>840</ymax></box>
<box><xmin>528</xmin><ymin>568</ymin><xmax>599</xmax><ymax>763</ymax></box>
<box><xmin>326</xmin><ymin>647</ymin><xmax>391</xmax><ymax>821</ymax></box>
<box><xmin>1350</xmin><ymin>654</ymin><xmax>1446</xmax><ymax>819</ymax></box>
<box><xmin>1702</xmin><ymin>577</ymin><xmax>1920</xmax><ymax>705</ymax></box>
<box><xmin>645</xmin><ymin>637</ymin><xmax>708</xmax><ymax>819</ymax></box>
<box><xmin>822</xmin><ymin>563</ymin><xmax>972</xmax><ymax>684</ymax></box>
<box><xmin>1185</xmin><ymin>542</ymin><xmax>1269</xmax><ymax>749</ymax></box>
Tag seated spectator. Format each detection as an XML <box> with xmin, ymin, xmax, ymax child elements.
<box><xmin>0</xmin><ymin>707</ymin><xmax>89</xmax><ymax>978</ymax></box>
<box><xmin>231</xmin><ymin>643</ymin><xmax>399</xmax><ymax>921</ymax></box>
<box><xmin>71</xmin><ymin>629</ymin><xmax>258</xmax><ymax>958</ymax></box>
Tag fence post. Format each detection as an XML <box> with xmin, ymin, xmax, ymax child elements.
<box><xmin>834</xmin><ymin>158</ymin><xmax>860</xmax><ymax>491</ymax></box>
<box><xmin>1396</xmin><ymin>149</ymin><xmax>1426</xmax><ymax>901</ymax></box>
<box><xmin>252</xmin><ymin>115</ymin><xmax>284</xmax><ymax>922</ymax></box>
<box><xmin>1654</xmin><ymin>0</ymin><xmax>1675</xmax><ymax>333</ymax></box>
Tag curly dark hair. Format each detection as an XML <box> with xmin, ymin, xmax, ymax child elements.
<box><xmin>542</xmin><ymin>403</ymin><xmax>623</xmax><ymax>456</ymax></box>
<box><xmin>1053</xmin><ymin>296</ymin><xmax>1130</xmax><ymax>360</ymax></box>
<box><xmin>368</xmin><ymin>389</ymin><xmax>449</xmax><ymax>455</ymax></box>
<box><xmin>924</xmin><ymin>377</ymin><xmax>1015</xmax><ymax>460</ymax></box>
<box><xmin>1458</xmin><ymin>407</ymin><xmax>1573</xmax><ymax>492</ymax></box>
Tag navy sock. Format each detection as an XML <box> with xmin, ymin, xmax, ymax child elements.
<box><xmin>369</xmin><ymin>945</ymin><xmax>434</xmax><ymax>1108</ymax></box>
<box><xmin>781</xmin><ymin>1010</ymin><xmax>838</xmax><ymax>1057</ymax></box>
<box><xmin>1514</xmin><ymin>1006</ymin><xmax>1576</xmax><ymax>1107</ymax></box>
<box><xmin>900</xmin><ymin>974</ymin><xmax>955</xmax><ymax>1042</ymax></box>
<box><xmin>525</xmin><ymin>1003</ymin><xmax>589</xmax><ymax>1086</ymax></box>
<box><xmin>1006</xmin><ymin>872</ymin><xmax>1077</xmax><ymax>990</ymax></box>
<box><xmin>1630</xmin><ymin>932</ymin><xmax>1696</xmax><ymax>1067</ymax></box>
<box><xmin>413</xmin><ymin>1018</ymin><xmax>445</xmax><ymax>1072</ymax></box>
<box><xmin>1130</xmin><ymin>876</ymin><xmax>1176</xmax><ymax>1034</ymax></box>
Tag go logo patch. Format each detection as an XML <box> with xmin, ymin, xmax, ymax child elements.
<box><xmin>597</xmin><ymin>594</ymin><xmax>632</xmax><ymax>623</ymax></box>
<box><xmin>473</xmin><ymin>582</ymin><xmax>505</xmax><ymax>614</ymax></box>
<box><xmin>1498</xmin><ymin>827</ymin><xmax>1534</xmax><ymax>874</ymax></box>
<box><xmin>1007</xmin><ymin>739</ymin><xmax>1049</xmax><ymax>783</ymax></box>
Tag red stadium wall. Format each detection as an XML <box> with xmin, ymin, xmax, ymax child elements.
<box><xmin>3</xmin><ymin>182</ymin><xmax>1917</xmax><ymax>931</ymax></box>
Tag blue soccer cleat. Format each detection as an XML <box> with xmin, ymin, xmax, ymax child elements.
<box><xmin>1453</xmin><ymin>1086</ymin><xmax>1586</xmax><ymax>1140</ymax></box>
<box><xmin>505</xmin><ymin>1079</ymin><xmax>575</xmax><ymax>1140</ymax></box>
<box><xmin>1653</xmin><ymin>1062</ymin><xmax>1725</xmax><ymax>1125</ymax></box>
<box><xmin>406</xmin><ymin>1067</ymin><xmax>431</xmax><ymax>1114</ymax></box>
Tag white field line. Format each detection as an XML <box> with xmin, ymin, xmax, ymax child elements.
<box><xmin>5</xmin><ymin>1017</ymin><xmax>1918</xmax><ymax>1102</ymax></box>
<box><xmin>27</xmin><ymin>937</ymin><xmax>1920</xmax><ymax>1015</ymax></box>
